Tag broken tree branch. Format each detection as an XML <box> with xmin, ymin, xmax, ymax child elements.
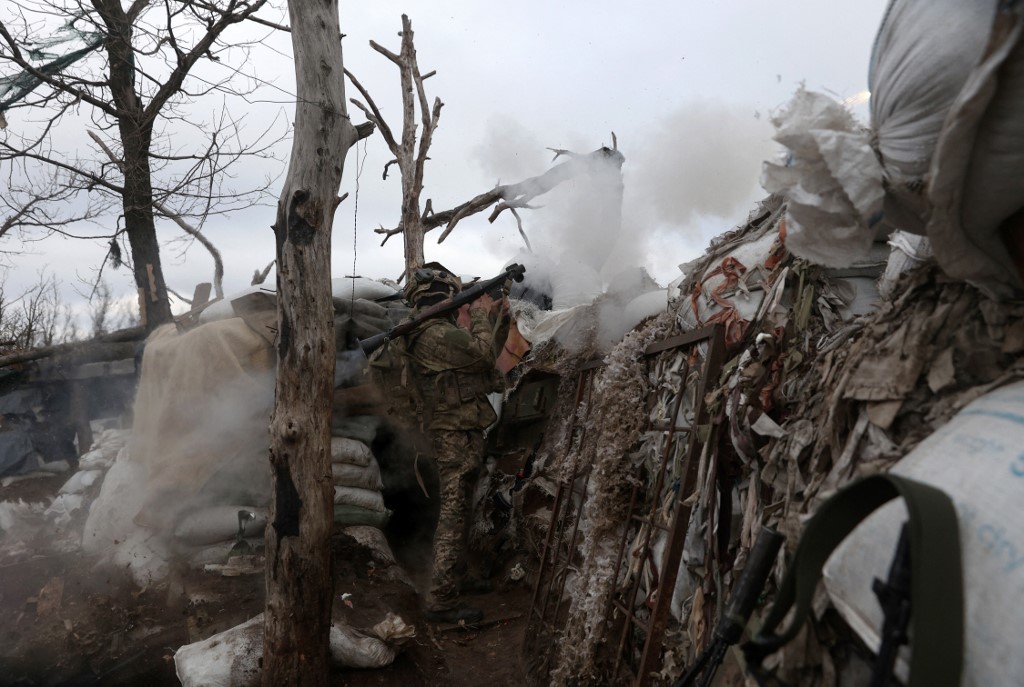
<box><xmin>372</xmin><ymin>145</ymin><xmax>624</xmax><ymax>244</ymax></box>
<box><xmin>344</xmin><ymin>69</ymin><xmax>398</xmax><ymax>156</ymax></box>
<box><xmin>252</xmin><ymin>259</ymin><xmax>275</xmax><ymax>285</ymax></box>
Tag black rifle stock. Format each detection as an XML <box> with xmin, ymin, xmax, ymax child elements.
<box><xmin>675</xmin><ymin>527</ymin><xmax>785</xmax><ymax>687</ymax></box>
<box><xmin>359</xmin><ymin>263</ymin><xmax>526</xmax><ymax>355</ymax></box>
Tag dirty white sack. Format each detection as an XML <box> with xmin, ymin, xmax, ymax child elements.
<box><xmin>761</xmin><ymin>89</ymin><xmax>885</xmax><ymax>268</ymax></box>
<box><xmin>332</xmin><ymin>460</ymin><xmax>383</xmax><ymax>491</ymax></box>
<box><xmin>331</xmin><ymin>276</ymin><xmax>398</xmax><ymax>303</ymax></box>
<box><xmin>925</xmin><ymin>3</ymin><xmax>1024</xmax><ymax>297</ymax></box>
<box><xmin>824</xmin><ymin>380</ymin><xmax>1024</xmax><ymax>687</ymax></box>
<box><xmin>58</xmin><ymin>469</ymin><xmax>103</xmax><ymax>495</ymax></box>
<box><xmin>869</xmin><ymin>0</ymin><xmax>1024</xmax><ymax>296</ymax></box>
<box><xmin>175</xmin><ymin>614</ymin><xmax>398</xmax><ymax>686</ymax></box>
<box><xmin>173</xmin><ymin>506</ymin><xmax>267</xmax><ymax>546</ymax></box>
<box><xmin>334</xmin><ymin>485</ymin><xmax>386</xmax><ymax>512</ymax></box>
<box><xmin>331</xmin><ymin>437</ymin><xmax>373</xmax><ymax>467</ymax></box>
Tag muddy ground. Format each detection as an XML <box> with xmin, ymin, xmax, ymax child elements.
<box><xmin>0</xmin><ymin>475</ymin><xmax>531</xmax><ymax>687</ymax></box>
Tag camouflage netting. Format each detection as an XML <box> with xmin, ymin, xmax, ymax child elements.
<box><xmin>525</xmin><ymin>196</ymin><xmax>1024</xmax><ymax>685</ymax></box>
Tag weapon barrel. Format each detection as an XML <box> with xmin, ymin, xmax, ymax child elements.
<box><xmin>358</xmin><ymin>263</ymin><xmax>526</xmax><ymax>355</ymax></box>
<box><xmin>719</xmin><ymin>527</ymin><xmax>785</xmax><ymax>644</ymax></box>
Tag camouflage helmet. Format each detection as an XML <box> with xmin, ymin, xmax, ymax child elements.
<box><xmin>404</xmin><ymin>261</ymin><xmax>462</xmax><ymax>305</ymax></box>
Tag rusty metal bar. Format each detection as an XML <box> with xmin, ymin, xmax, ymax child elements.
<box><xmin>634</xmin><ymin>324</ymin><xmax>727</xmax><ymax>685</ymax></box>
<box><xmin>529</xmin><ymin>369</ymin><xmax>591</xmax><ymax>617</ymax></box>
<box><xmin>526</xmin><ymin>362</ymin><xmax>603</xmax><ymax>680</ymax></box>
<box><xmin>612</xmin><ymin>351</ymin><xmax>693</xmax><ymax>680</ymax></box>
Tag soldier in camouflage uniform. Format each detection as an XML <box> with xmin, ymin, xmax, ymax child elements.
<box><xmin>404</xmin><ymin>263</ymin><xmax>504</xmax><ymax>624</ymax></box>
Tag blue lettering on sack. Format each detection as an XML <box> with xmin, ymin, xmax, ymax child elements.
<box><xmin>960</xmin><ymin>504</ymin><xmax>1024</xmax><ymax>574</ymax></box>
<box><xmin>1014</xmin><ymin>452</ymin><xmax>1024</xmax><ymax>478</ymax></box>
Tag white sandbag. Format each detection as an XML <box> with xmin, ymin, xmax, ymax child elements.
<box><xmin>869</xmin><ymin>0</ymin><xmax>998</xmax><ymax>185</ymax></box>
<box><xmin>198</xmin><ymin>286</ymin><xmax>265</xmax><ymax>323</ymax></box>
<box><xmin>331</xmin><ymin>277</ymin><xmax>398</xmax><ymax>302</ymax></box>
<box><xmin>82</xmin><ymin>456</ymin><xmax>148</xmax><ymax>556</ymax></box>
<box><xmin>174</xmin><ymin>614</ymin><xmax>262</xmax><ymax>687</ymax></box>
<box><xmin>870</xmin><ymin>0</ymin><xmax>1024</xmax><ymax>296</ymax></box>
<box><xmin>878</xmin><ymin>231</ymin><xmax>933</xmax><ymax>299</ymax></box>
<box><xmin>173</xmin><ymin>506</ymin><xmax>267</xmax><ymax>546</ymax></box>
<box><xmin>175</xmin><ymin>614</ymin><xmax>397</xmax><ymax>686</ymax></box>
<box><xmin>58</xmin><ymin>469</ymin><xmax>103</xmax><ymax>495</ymax></box>
<box><xmin>332</xmin><ymin>460</ymin><xmax>383</xmax><ymax>491</ymax></box>
<box><xmin>761</xmin><ymin>89</ymin><xmax>885</xmax><ymax>268</ymax></box>
<box><xmin>331</xmin><ymin>437</ymin><xmax>372</xmax><ymax>467</ymax></box>
<box><xmin>334</xmin><ymin>486</ymin><xmax>386</xmax><ymax>512</ymax></box>
<box><xmin>824</xmin><ymin>381</ymin><xmax>1024</xmax><ymax>687</ymax></box>
<box><xmin>189</xmin><ymin>539</ymin><xmax>263</xmax><ymax>569</ymax></box>
<box><xmin>330</xmin><ymin>622</ymin><xmax>396</xmax><ymax>669</ymax></box>
<box><xmin>78</xmin><ymin>448</ymin><xmax>114</xmax><ymax>470</ymax></box>
<box><xmin>112</xmin><ymin>529</ymin><xmax>172</xmax><ymax>588</ymax></box>
<box><xmin>44</xmin><ymin>493</ymin><xmax>83</xmax><ymax>527</ymax></box>
<box><xmin>92</xmin><ymin>428</ymin><xmax>130</xmax><ymax>453</ymax></box>
<box><xmin>926</xmin><ymin>5</ymin><xmax>1024</xmax><ymax>297</ymax></box>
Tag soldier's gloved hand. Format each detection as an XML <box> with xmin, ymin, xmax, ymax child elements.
<box><xmin>470</xmin><ymin>292</ymin><xmax>504</xmax><ymax>315</ymax></box>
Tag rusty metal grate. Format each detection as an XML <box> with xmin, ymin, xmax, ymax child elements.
<box><xmin>606</xmin><ymin>324</ymin><xmax>726</xmax><ymax>685</ymax></box>
<box><xmin>525</xmin><ymin>361</ymin><xmax>602</xmax><ymax>681</ymax></box>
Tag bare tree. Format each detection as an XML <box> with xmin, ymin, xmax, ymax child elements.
<box><xmin>89</xmin><ymin>280</ymin><xmax>113</xmax><ymax>336</ymax></box>
<box><xmin>262</xmin><ymin>2</ymin><xmax>370</xmax><ymax>684</ymax></box>
<box><xmin>0</xmin><ymin>270</ymin><xmax>74</xmax><ymax>350</ymax></box>
<box><xmin>0</xmin><ymin>0</ymin><xmax>287</xmax><ymax>329</ymax></box>
<box><xmin>345</xmin><ymin>14</ymin><xmax>440</xmax><ymax>281</ymax></box>
<box><xmin>347</xmin><ymin>26</ymin><xmax>624</xmax><ymax>278</ymax></box>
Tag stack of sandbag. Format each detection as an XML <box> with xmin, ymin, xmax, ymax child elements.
<box><xmin>764</xmin><ymin>0</ymin><xmax>1024</xmax><ymax>298</ymax></box>
<box><xmin>331</xmin><ymin>436</ymin><xmax>389</xmax><ymax>529</ymax></box>
<box><xmin>173</xmin><ymin>505</ymin><xmax>267</xmax><ymax>569</ymax></box>
<box><xmin>45</xmin><ymin>427</ymin><xmax>129</xmax><ymax>547</ymax></box>
<box><xmin>199</xmin><ymin>277</ymin><xmax>399</xmax><ymax>325</ymax></box>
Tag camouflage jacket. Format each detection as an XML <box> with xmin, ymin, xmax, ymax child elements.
<box><xmin>407</xmin><ymin>307</ymin><xmax>502</xmax><ymax>431</ymax></box>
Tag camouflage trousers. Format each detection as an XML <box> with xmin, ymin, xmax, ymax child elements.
<box><xmin>425</xmin><ymin>429</ymin><xmax>485</xmax><ymax>612</ymax></box>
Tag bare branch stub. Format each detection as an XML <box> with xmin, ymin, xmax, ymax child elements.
<box><xmin>251</xmin><ymin>259</ymin><xmax>275</xmax><ymax>286</ymax></box>
<box><xmin>430</xmin><ymin>145</ymin><xmax>625</xmax><ymax>243</ymax></box>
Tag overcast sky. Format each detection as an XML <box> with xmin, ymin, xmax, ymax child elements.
<box><xmin>2</xmin><ymin>0</ymin><xmax>890</xmax><ymax>320</ymax></box>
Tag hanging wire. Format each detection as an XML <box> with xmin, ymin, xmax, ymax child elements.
<box><xmin>350</xmin><ymin>137</ymin><xmax>368</xmax><ymax>307</ymax></box>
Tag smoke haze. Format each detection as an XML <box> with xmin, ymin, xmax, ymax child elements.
<box><xmin>474</xmin><ymin>99</ymin><xmax>777</xmax><ymax>287</ymax></box>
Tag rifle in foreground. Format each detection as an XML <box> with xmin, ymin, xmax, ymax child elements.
<box><xmin>675</xmin><ymin>527</ymin><xmax>785</xmax><ymax>687</ymax></box>
<box><xmin>359</xmin><ymin>263</ymin><xmax>526</xmax><ymax>355</ymax></box>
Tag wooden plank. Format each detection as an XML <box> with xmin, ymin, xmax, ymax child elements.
<box><xmin>643</xmin><ymin>324</ymin><xmax>717</xmax><ymax>357</ymax></box>
<box><xmin>190</xmin><ymin>282</ymin><xmax>213</xmax><ymax>312</ymax></box>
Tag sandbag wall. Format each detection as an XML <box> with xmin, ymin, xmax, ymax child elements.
<box><xmin>74</xmin><ymin>280</ymin><xmax>409</xmax><ymax>587</ymax></box>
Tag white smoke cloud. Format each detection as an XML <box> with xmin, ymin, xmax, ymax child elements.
<box><xmin>625</xmin><ymin>99</ymin><xmax>778</xmax><ymax>231</ymax></box>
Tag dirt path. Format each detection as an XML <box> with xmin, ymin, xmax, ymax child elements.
<box><xmin>0</xmin><ymin>475</ymin><xmax>530</xmax><ymax>686</ymax></box>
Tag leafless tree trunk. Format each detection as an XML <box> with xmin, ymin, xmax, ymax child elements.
<box><xmin>1</xmin><ymin>0</ymin><xmax>280</xmax><ymax>330</ymax></box>
<box><xmin>262</xmin><ymin>1</ymin><xmax>368</xmax><ymax>683</ymax></box>
<box><xmin>347</xmin><ymin>14</ymin><xmax>441</xmax><ymax>281</ymax></box>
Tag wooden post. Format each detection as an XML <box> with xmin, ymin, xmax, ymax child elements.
<box><xmin>261</xmin><ymin>0</ymin><xmax>363</xmax><ymax>684</ymax></box>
